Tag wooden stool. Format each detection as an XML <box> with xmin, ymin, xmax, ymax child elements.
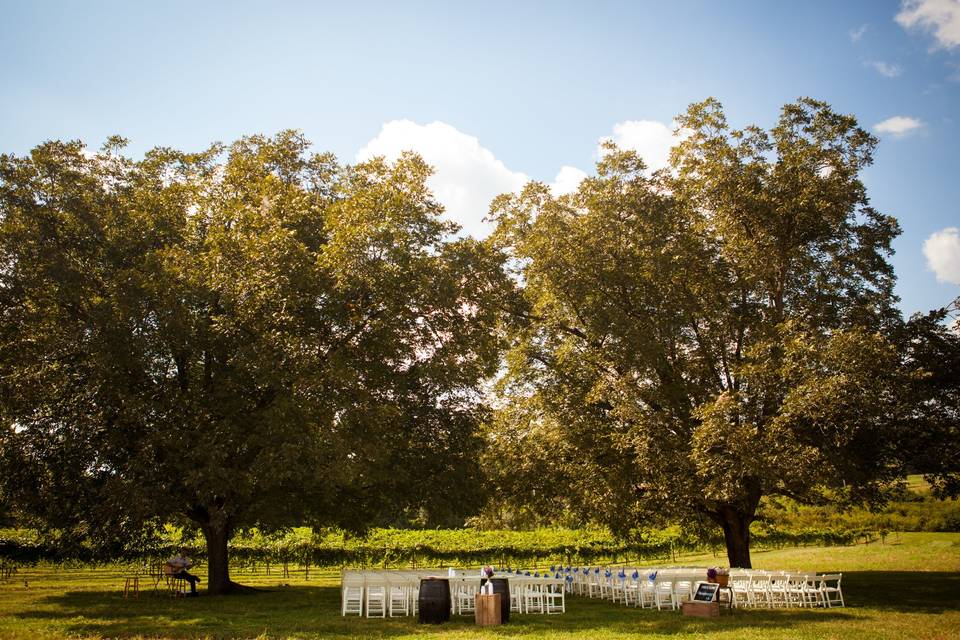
<box><xmin>475</xmin><ymin>593</ymin><xmax>501</xmax><ymax>626</ymax></box>
<box><xmin>123</xmin><ymin>575</ymin><xmax>140</xmax><ymax>598</ymax></box>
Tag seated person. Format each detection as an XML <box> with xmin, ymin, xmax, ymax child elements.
<box><xmin>166</xmin><ymin>549</ymin><xmax>201</xmax><ymax>596</ymax></box>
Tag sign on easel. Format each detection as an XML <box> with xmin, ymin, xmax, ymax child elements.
<box><xmin>682</xmin><ymin>582</ymin><xmax>721</xmax><ymax>618</ymax></box>
<box><xmin>693</xmin><ymin>582</ymin><xmax>720</xmax><ymax>602</ymax></box>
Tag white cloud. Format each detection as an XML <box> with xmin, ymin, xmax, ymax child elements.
<box><xmin>871</xmin><ymin>61</ymin><xmax>904</xmax><ymax>77</ymax></box>
<box><xmin>923</xmin><ymin>227</ymin><xmax>960</xmax><ymax>284</ymax></box>
<box><xmin>354</xmin><ymin>116</ymin><xmax>691</xmax><ymax>235</ymax></box>
<box><xmin>549</xmin><ymin>165</ymin><xmax>588</xmax><ymax>197</ymax></box>
<box><xmin>357</xmin><ymin>120</ymin><xmax>528</xmax><ymax>238</ymax></box>
<box><xmin>874</xmin><ymin>115</ymin><xmax>924</xmax><ymax>137</ymax></box>
<box><xmin>599</xmin><ymin>119</ymin><xmax>686</xmax><ymax>172</ymax></box>
<box><xmin>850</xmin><ymin>23</ymin><xmax>870</xmax><ymax>42</ymax></box>
<box><xmin>896</xmin><ymin>0</ymin><xmax>960</xmax><ymax>50</ymax></box>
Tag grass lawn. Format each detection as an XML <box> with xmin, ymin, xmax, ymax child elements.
<box><xmin>1</xmin><ymin>532</ymin><xmax>958</xmax><ymax>640</ymax></box>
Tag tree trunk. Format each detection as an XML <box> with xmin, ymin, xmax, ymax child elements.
<box><xmin>203</xmin><ymin>522</ymin><xmax>234</xmax><ymax>595</ymax></box>
<box><xmin>719</xmin><ymin>506</ymin><xmax>753</xmax><ymax>568</ymax></box>
<box><xmin>188</xmin><ymin>504</ymin><xmax>256</xmax><ymax>596</ymax></box>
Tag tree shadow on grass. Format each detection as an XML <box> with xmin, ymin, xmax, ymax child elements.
<box><xmin>841</xmin><ymin>571</ymin><xmax>960</xmax><ymax>613</ymax></box>
<box><xmin>13</xmin><ymin>583</ymin><xmax>867</xmax><ymax>639</ymax></box>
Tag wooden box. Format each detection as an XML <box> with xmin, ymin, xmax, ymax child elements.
<box><xmin>681</xmin><ymin>601</ymin><xmax>720</xmax><ymax>618</ymax></box>
<box><xmin>475</xmin><ymin>593</ymin><xmax>502</xmax><ymax>626</ymax></box>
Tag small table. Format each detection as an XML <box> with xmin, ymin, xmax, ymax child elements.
<box><xmin>475</xmin><ymin>593</ymin><xmax>501</xmax><ymax>626</ymax></box>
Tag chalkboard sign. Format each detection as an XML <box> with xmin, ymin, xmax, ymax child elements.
<box><xmin>693</xmin><ymin>582</ymin><xmax>720</xmax><ymax>602</ymax></box>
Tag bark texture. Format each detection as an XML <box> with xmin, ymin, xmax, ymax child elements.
<box><xmin>718</xmin><ymin>506</ymin><xmax>753</xmax><ymax>569</ymax></box>
<box><xmin>203</xmin><ymin>522</ymin><xmax>235</xmax><ymax>595</ymax></box>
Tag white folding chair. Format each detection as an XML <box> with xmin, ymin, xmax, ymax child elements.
<box><xmin>818</xmin><ymin>573</ymin><xmax>845</xmax><ymax>608</ymax></box>
<box><xmin>601</xmin><ymin>571</ymin><xmax>617</xmax><ymax>602</ymax></box>
<box><xmin>365</xmin><ymin>573</ymin><xmax>387</xmax><ymax>618</ymax></box>
<box><xmin>654</xmin><ymin>575</ymin><xmax>676</xmax><ymax>610</ymax></box>
<box><xmin>639</xmin><ymin>574</ymin><xmax>657</xmax><ymax>609</ymax></box>
<box><xmin>731</xmin><ymin>572</ymin><xmax>755</xmax><ymax>608</ymax></box>
<box><xmin>769</xmin><ymin>573</ymin><xmax>791</xmax><ymax>608</ymax></box>
<box><xmin>750</xmin><ymin>573</ymin><xmax>773</xmax><ymax>609</ymax></box>
<box><xmin>454</xmin><ymin>580</ymin><xmax>477</xmax><ymax>615</ymax></box>
<box><xmin>794</xmin><ymin>574</ymin><xmax>820</xmax><ymax>608</ymax></box>
<box><xmin>387</xmin><ymin>575</ymin><xmax>409</xmax><ymax>617</ymax></box>
<box><xmin>341</xmin><ymin>571</ymin><xmax>363</xmax><ymax>616</ymax></box>
<box><xmin>587</xmin><ymin>569</ymin><xmax>603</xmax><ymax>598</ymax></box>
<box><xmin>622</xmin><ymin>574</ymin><xmax>639</xmax><ymax>607</ymax></box>
<box><xmin>674</xmin><ymin>575</ymin><xmax>695</xmax><ymax>605</ymax></box>
<box><xmin>545</xmin><ymin>580</ymin><xmax>566</xmax><ymax>614</ymax></box>
<box><xmin>399</xmin><ymin>572</ymin><xmax>420</xmax><ymax>615</ymax></box>
<box><xmin>510</xmin><ymin>580</ymin><xmax>524</xmax><ymax>613</ymax></box>
<box><xmin>523</xmin><ymin>581</ymin><xmax>545</xmax><ymax>613</ymax></box>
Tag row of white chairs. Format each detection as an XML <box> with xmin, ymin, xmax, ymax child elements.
<box><xmin>341</xmin><ymin>570</ymin><xmax>427</xmax><ymax>617</ymax></box>
<box><xmin>565</xmin><ymin>566</ymin><xmax>844</xmax><ymax>610</ymax></box>
<box><xmin>568</xmin><ymin>567</ymin><xmax>700</xmax><ymax>609</ymax></box>
<box><xmin>730</xmin><ymin>571</ymin><xmax>844</xmax><ymax>609</ymax></box>
<box><xmin>450</xmin><ymin>575</ymin><xmax>566</xmax><ymax>615</ymax></box>
<box><xmin>341</xmin><ymin>569</ymin><xmax>566</xmax><ymax>617</ymax></box>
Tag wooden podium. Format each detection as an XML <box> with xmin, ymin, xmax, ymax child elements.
<box><xmin>475</xmin><ymin>593</ymin><xmax>502</xmax><ymax>626</ymax></box>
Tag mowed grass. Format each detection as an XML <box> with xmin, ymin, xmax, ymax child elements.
<box><xmin>0</xmin><ymin>533</ymin><xmax>958</xmax><ymax>640</ymax></box>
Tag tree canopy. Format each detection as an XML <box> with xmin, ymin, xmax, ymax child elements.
<box><xmin>898</xmin><ymin>299</ymin><xmax>960</xmax><ymax>498</ymax></box>
<box><xmin>0</xmin><ymin>133</ymin><xmax>505</xmax><ymax>592</ymax></box>
<box><xmin>487</xmin><ymin>98</ymin><xmax>919</xmax><ymax>567</ymax></box>
<box><xmin>1</xmin><ymin>100</ymin><xmax>956</xmax><ymax>581</ymax></box>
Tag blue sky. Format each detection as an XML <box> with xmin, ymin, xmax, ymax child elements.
<box><xmin>1</xmin><ymin>0</ymin><xmax>958</xmax><ymax>314</ymax></box>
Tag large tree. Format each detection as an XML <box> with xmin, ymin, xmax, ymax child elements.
<box><xmin>898</xmin><ymin>299</ymin><xmax>960</xmax><ymax>498</ymax></box>
<box><xmin>488</xmin><ymin>98</ymin><xmax>910</xmax><ymax>568</ymax></box>
<box><xmin>0</xmin><ymin>133</ymin><xmax>504</xmax><ymax>593</ymax></box>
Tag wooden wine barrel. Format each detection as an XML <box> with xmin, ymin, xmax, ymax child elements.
<box><xmin>418</xmin><ymin>578</ymin><xmax>451</xmax><ymax>624</ymax></box>
<box><xmin>481</xmin><ymin>577</ymin><xmax>510</xmax><ymax>623</ymax></box>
